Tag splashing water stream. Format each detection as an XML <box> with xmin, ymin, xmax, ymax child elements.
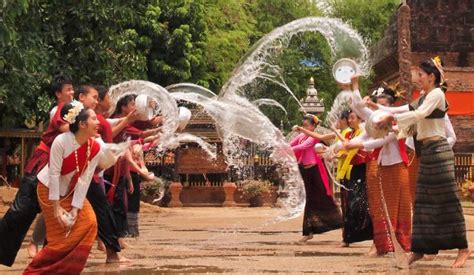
<box><xmin>106</xmin><ymin>17</ymin><xmax>405</xmax><ymax>267</ymax></box>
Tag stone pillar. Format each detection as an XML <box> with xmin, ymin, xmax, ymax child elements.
<box><xmin>168</xmin><ymin>182</ymin><xmax>183</xmax><ymax>207</ymax></box>
<box><xmin>222</xmin><ymin>181</ymin><xmax>237</xmax><ymax>207</ymax></box>
<box><xmin>397</xmin><ymin>3</ymin><xmax>412</xmax><ymax>103</ymax></box>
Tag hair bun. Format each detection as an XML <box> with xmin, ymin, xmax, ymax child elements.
<box><xmin>440</xmin><ymin>80</ymin><xmax>448</xmax><ymax>92</ymax></box>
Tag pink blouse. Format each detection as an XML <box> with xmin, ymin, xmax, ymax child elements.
<box><xmin>290</xmin><ymin>133</ymin><xmax>332</xmax><ymax>195</ymax></box>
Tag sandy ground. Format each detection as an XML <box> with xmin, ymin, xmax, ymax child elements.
<box><xmin>1</xmin><ymin>185</ymin><xmax>474</xmax><ymax>274</ymax></box>
<box><xmin>0</xmin><ymin>206</ymin><xmax>473</xmax><ymax>274</ymax></box>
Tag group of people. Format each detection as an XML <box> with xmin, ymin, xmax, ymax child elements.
<box><xmin>0</xmin><ymin>57</ymin><xmax>470</xmax><ymax>273</ymax></box>
<box><xmin>0</xmin><ymin>77</ymin><xmax>162</xmax><ymax>273</ymax></box>
<box><xmin>290</xmin><ymin>57</ymin><xmax>471</xmax><ymax>268</ymax></box>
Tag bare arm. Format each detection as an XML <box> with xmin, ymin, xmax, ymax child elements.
<box><xmin>296</xmin><ymin>127</ymin><xmax>336</xmax><ymax>142</ymax></box>
<box><xmin>111</xmin><ymin>110</ymin><xmax>138</xmax><ymax>138</ymax></box>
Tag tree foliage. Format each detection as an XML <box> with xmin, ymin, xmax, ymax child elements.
<box><xmin>328</xmin><ymin>0</ymin><xmax>399</xmax><ymax>45</ymax></box>
<box><xmin>1</xmin><ymin>0</ymin><xmax>398</xmax><ymax>129</ymax></box>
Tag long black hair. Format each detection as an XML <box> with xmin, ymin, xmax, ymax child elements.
<box><xmin>303</xmin><ymin>114</ymin><xmax>320</xmax><ymax>127</ymax></box>
<box><xmin>419</xmin><ymin>59</ymin><xmax>448</xmax><ymax>92</ymax></box>
<box><xmin>60</xmin><ymin>102</ymin><xmax>90</xmax><ymax>133</ymax></box>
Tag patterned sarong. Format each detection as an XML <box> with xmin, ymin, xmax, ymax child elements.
<box><xmin>369</xmin><ymin>162</ymin><xmax>412</xmax><ymax>253</ymax></box>
<box><xmin>300</xmin><ymin>165</ymin><xmax>342</xmax><ymax>235</ymax></box>
<box><xmin>24</xmin><ymin>184</ymin><xmax>97</xmax><ymax>274</ymax></box>
<box><xmin>411</xmin><ymin>139</ymin><xmax>467</xmax><ymax>254</ymax></box>
<box><xmin>407</xmin><ymin>148</ymin><xmax>419</xmax><ymax>205</ymax></box>
<box><xmin>340</xmin><ymin>163</ymin><xmax>373</xmax><ymax>243</ymax></box>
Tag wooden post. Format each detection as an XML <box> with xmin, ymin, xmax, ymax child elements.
<box><xmin>397</xmin><ymin>3</ymin><xmax>412</xmax><ymax>103</ymax></box>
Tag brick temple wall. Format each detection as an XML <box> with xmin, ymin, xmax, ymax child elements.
<box><xmin>371</xmin><ymin>1</ymin><xmax>474</xmax><ymax>153</ymax></box>
<box><xmin>409</xmin><ymin>0</ymin><xmax>474</xmax><ymax>56</ymax></box>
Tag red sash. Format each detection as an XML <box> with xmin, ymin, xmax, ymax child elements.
<box><xmin>398</xmin><ymin>139</ymin><xmax>409</xmax><ymax>166</ymax></box>
<box><xmin>345</xmin><ymin>131</ymin><xmax>368</xmax><ymax>165</ymax></box>
<box><xmin>59</xmin><ymin>138</ymin><xmax>100</xmax><ymax>194</ymax></box>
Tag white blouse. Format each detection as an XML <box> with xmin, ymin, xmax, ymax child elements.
<box><xmin>377</xmin><ymin>99</ymin><xmax>456</xmax><ymax>148</ymax></box>
<box><xmin>392</xmin><ymin>88</ymin><xmax>447</xmax><ymax>140</ymax></box>
<box><xmin>37</xmin><ymin>132</ymin><xmax>108</xmax><ymax>209</ymax></box>
<box><xmin>350</xmin><ymin>89</ymin><xmax>404</xmax><ymax>166</ymax></box>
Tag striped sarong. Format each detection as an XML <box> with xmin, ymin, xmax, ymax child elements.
<box><xmin>24</xmin><ymin>184</ymin><xmax>97</xmax><ymax>274</ymax></box>
<box><xmin>411</xmin><ymin>139</ymin><xmax>468</xmax><ymax>254</ymax></box>
<box><xmin>407</xmin><ymin>148</ymin><xmax>419</xmax><ymax>205</ymax></box>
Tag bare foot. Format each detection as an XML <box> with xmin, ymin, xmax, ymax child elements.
<box><xmin>298</xmin><ymin>234</ymin><xmax>313</xmax><ymax>243</ymax></box>
<box><xmin>366</xmin><ymin>243</ymin><xmax>379</xmax><ymax>257</ymax></box>
<box><xmin>106</xmin><ymin>252</ymin><xmax>130</xmax><ymax>264</ymax></box>
<box><xmin>408</xmin><ymin>252</ymin><xmax>424</xmax><ymax>266</ymax></box>
<box><xmin>27</xmin><ymin>242</ymin><xmax>38</xmax><ymax>258</ymax></box>
<box><xmin>339</xmin><ymin>242</ymin><xmax>349</xmax><ymax>248</ymax></box>
<box><xmin>119</xmin><ymin>238</ymin><xmax>134</xmax><ymax>249</ymax></box>
<box><xmin>452</xmin><ymin>249</ymin><xmax>471</xmax><ymax>268</ymax></box>
<box><xmin>97</xmin><ymin>240</ymin><xmax>106</xmax><ymax>252</ymax></box>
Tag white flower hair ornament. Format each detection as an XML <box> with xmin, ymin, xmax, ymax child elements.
<box><xmin>371</xmin><ymin>87</ymin><xmax>384</xmax><ymax>97</ymax></box>
<box><xmin>63</xmin><ymin>100</ymin><xmax>84</xmax><ymax>124</ymax></box>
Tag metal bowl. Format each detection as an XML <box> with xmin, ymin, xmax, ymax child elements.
<box><xmin>177</xmin><ymin>106</ymin><xmax>192</xmax><ymax>131</ymax></box>
<box><xmin>332</xmin><ymin>58</ymin><xmax>358</xmax><ymax>84</ymax></box>
<box><xmin>135</xmin><ymin>94</ymin><xmax>154</xmax><ymax>121</ymax></box>
<box><xmin>365</xmin><ymin>110</ymin><xmax>392</xmax><ymax>139</ymax></box>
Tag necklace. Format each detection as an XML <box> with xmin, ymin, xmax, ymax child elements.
<box><xmin>74</xmin><ymin>137</ymin><xmax>91</xmax><ymax>175</ymax></box>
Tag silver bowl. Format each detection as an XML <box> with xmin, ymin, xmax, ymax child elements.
<box><xmin>332</xmin><ymin>58</ymin><xmax>358</xmax><ymax>84</ymax></box>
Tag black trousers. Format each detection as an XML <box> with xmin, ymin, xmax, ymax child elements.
<box><xmin>87</xmin><ymin>181</ymin><xmax>121</xmax><ymax>253</ymax></box>
<box><xmin>105</xmin><ymin>175</ymin><xmax>128</xmax><ymax>238</ymax></box>
<box><xmin>0</xmin><ymin>174</ymin><xmax>40</xmax><ymax>266</ymax></box>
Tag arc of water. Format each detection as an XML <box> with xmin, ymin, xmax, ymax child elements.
<box><xmin>171</xmin><ymin>91</ymin><xmax>305</xmax><ymax>220</ymax></box>
<box><xmin>165</xmin><ymin>83</ymin><xmax>217</xmax><ymax>98</ymax></box>
<box><xmin>252</xmin><ymin>98</ymin><xmax>287</xmax><ymax>114</ymax></box>
<box><xmin>108</xmin><ymin>80</ymin><xmax>216</xmax><ymax>156</ymax></box>
<box><xmin>220</xmin><ymin>17</ymin><xmax>370</xmax><ymax>98</ymax></box>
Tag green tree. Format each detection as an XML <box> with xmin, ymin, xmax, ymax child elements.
<box><xmin>203</xmin><ymin>0</ymin><xmax>257</xmax><ymax>92</ymax></box>
<box><xmin>141</xmin><ymin>0</ymin><xmax>209</xmax><ymax>87</ymax></box>
<box><xmin>0</xmin><ymin>0</ymin><xmax>208</xmax><ymax>127</ymax></box>
<box><xmin>328</xmin><ymin>0</ymin><xmax>399</xmax><ymax>45</ymax></box>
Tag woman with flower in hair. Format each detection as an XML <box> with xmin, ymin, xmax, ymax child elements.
<box><xmin>377</xmin><ymin>57</ymin><xmax>471</xmax><ymax>268</ymax></box>
<box><xmin>24</xmin><ymin>101</ymin><xmax>119</xmax><ymax>274</ymax></box>
<box><xmin>291</xmin><ymin>114</ymin><xmax>342</xmax><ymax>242</ymax></box>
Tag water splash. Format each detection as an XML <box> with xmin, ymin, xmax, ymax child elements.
<box><xmin>108</xmin><ymin>80</ymin><xmax>216</xmax><ymax>156</ymax></box>
<box><xmin>217</xmin><ymin>17</ymin><xmax>369</xmax><ymax>220</ymax></box>
<box><xmin>166</xmin><ymin>83</ymin><xmax>217</xmax><ymax>98</ymax></box>
<box><xmin>171</xmin><ymin>92</ymin><xmax>305</xmax><ymax>220</ymax></box>
<box><xmin>220</xmin><ymin>17</ymin><xmax>369</xmax><ymax>99</ymax></box>
<box><xmin>252</xmin><ymin>98</ymin><xmax>287</xmax><ymax>114</ymax></box>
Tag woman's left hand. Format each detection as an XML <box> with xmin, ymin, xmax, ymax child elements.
<box><xmin>70</xmin><ymin>208</ymin><xmax>79</xmax><ymax>220</ymax></box>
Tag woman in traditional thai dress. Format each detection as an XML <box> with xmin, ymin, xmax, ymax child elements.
<box><xmin>369</xmin><ymin>98</ymin><xmax>457</xmax><ymax>204</ymax></box>
<box><xmin>290</xmin><ymin>115</ymin><xmax>342</xmax><ymax>242</ymax></box>
<box><xmin>377</xmin><ymin>58</ymin><xmax>471</xmax><ymax>268</ymax></box>
<box><xmin>24</xmin><ymin>101</ymin><xmax>119</xmax><ymax>273</ymax></box>
<box><xmin>106</xmin><ymin>95</ymin><xmax>157</xmax><ymax>248</ymax></box>
<box><xmin>334</xmin><ymin>110</ymin><xmax>373</xmax><ymax>247</ymax></box>
<box><xmin>344</xmin><ymin>78</ymin><xmax>412</xmax><ymax>256</ymax></box>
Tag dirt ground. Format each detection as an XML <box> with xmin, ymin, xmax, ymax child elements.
<box><xmin>1</xmin><ymin>186</ymin><xmax>474</xmax><ymax>274</ymax></box>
